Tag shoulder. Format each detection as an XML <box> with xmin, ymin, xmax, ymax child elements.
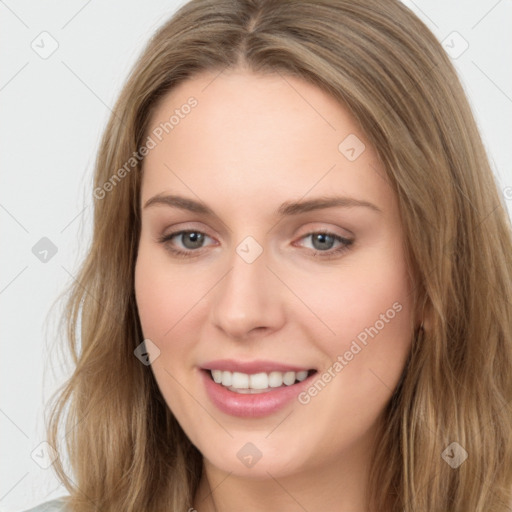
<box><xmin>19</xmin><ymin>497</ymin><xmax>69</xmax><ymax>512</ymax></box>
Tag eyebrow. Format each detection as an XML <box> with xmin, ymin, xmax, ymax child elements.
<box><xmin>143</xmin><ymin>194</ymin><xmax>382</xmax><ymax>216</ymax></box>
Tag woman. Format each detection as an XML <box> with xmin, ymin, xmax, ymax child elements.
<box><xmin>25</xmin><ymin>0</ymin><xmax>512</xmax><ymax>510</ymax></box>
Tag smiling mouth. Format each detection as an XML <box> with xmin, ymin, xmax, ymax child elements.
<box><xmin>203</xmin><ymin>368</ymin><xmax>317</xmax><ymax>394</ymax></box>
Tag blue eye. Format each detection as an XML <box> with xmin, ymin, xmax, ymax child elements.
<box><xmin>173</xmin><ymin>231</ymin><xmax>208</xmax><ymax>250</ymax></box>
<box><xmin>157</xmin><ymin>230</ymin><xmax>353</xmax><ymax>259</ymax></box>
<box><xmin>157</xmin><ymin>230</ymin><xmax>214</xmax><ymax>255</ymax></box>
<box><xmin>300</xmin><ymin>232</ymin><xmax>352</xmax><ymax>253</ymax></box>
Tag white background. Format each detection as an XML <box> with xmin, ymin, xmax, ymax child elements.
<box><xmin>1</xmin><ymin>1</ymin><xmax>511</xmax><ymax>510</ymax></box>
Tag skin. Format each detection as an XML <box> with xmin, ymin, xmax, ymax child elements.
<box><xmin>134</xmin><ymin>67</ymin><xmax>417</xmax><ymax>512</ymax></box>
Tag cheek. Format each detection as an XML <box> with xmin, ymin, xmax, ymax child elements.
<box><xmin>334</xmin><ymin>268</ymin><xmax>410</xmax><ymax>345</ymax></box>
<box><xmin>304</xmin><ymin>235</ymin><xmax>412</xmax><ymax>342</ymax></box>
<box><xmin>316</xmin><ymin>261</ymin><xmax>411</xmax><ymax>403</ymax></box>
<box><xmin>134</xmin><ymin>253</ymin><xmax>173</xmax><ymax>341</ymax></box>
<box><xmin>134</xmin><ymin>243</ymin><xmax>204</xmax><ymax>342</ymax></box>
<box><xmin>291</xmin><ymin>260</ymin><xmax>412</xmax><ymax>448</ymax></box>
<box><xmin>293</xmin><ymin>245</ymin><xmax>413</xmax><ymax>378</ymax></box>
<box><xmin>134</xmin><ymin>245</ymin><xmax>203</xmax><ymax>417</ymax></box>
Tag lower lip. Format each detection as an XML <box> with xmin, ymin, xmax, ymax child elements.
<box><xmin>200</xmin><ymin>369</ymin><xmax>316</xmax><ymax>418</ymax></box>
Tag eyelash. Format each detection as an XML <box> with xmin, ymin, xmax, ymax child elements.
<box><xmin>157</xmin><ymin>230</ymin><xmax>354</xmax><ymax>260</ymax></box>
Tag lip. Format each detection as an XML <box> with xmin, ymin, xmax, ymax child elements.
<box><xmin>200</xmin><ymin>367</ymin><xmax>317</xmax><ymax>418</ymax></box>
<box><xmin>201</xmin><ymin>359</ymin><xmax>315</xmax><ymax>374</ymax></box>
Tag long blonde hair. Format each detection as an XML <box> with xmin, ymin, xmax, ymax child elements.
<box><xmin>46</xmin><ymin>0</ymin><xmax>512</xmax><ymax>510</ymax></box>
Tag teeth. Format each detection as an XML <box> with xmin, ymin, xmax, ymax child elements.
<box><xmin>268</xmin><ymin>371</ymin><xmax>283</xmax><ymax>388</ymax></box>
<box><xmin>296</xmin><ymin>370</ymin><xmax>308</xmax><ymax>382</ymax></box>
<box><xmin>232</xmin><ymin>372</ymin><xmax>249</xmax><ymax>389</ymax></box>
<box><xmin>209</xmin><ymin>369</ymin><xmax>311</xmax><ymax>391</ymax></box>
<box><xmin>222</xmin><ymin>370</ymin><xmax>232</xmax><ymax>386</ymax></box>
<box><xmin>283</xmin><ymin>371</ymin><xmax>296</xmax><ymax>385</ymax></box>
<box><xmin>250</xmin><ymin>372</ymin><xmax>269</xmax><ymax>390</ymax></box>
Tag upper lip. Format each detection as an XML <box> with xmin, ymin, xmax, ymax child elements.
<box><xmin>201</xmin><ymin>359</ymin><xmax>316</xmax><ymax>374</ymax></box>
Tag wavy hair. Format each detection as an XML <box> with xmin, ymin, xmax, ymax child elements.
<box><xmin>46</xmin><ymin>0</ymin><xmax>512</xmax><ymax>510</ymax></box>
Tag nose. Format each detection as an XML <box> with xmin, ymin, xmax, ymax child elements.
<box><xmin>209</xmin><ymin>243</ymin><xmax>286</xmax><ymax>340</ymax></box>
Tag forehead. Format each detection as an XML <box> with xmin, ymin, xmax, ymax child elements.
<box><xmin>141</xmin><ymin>69</ymin><xmax>393</xmax><ymax>216</ymax></box>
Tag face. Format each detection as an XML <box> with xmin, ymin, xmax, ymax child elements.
<box><xmin>134</xmin><ymin>69</ymin><xmax>414</xmax><ymax>479</ymax></box>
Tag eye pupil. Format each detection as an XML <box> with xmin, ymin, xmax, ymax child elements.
<box><xmin>312</xmin><ymin>233</ymin><xmax>335</xmax><ymax>251</ymax></box>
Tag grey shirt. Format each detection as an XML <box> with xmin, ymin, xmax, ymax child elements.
<box><xmin>21</xmin><ymin>498</ymin><xmax>68</xmax><ymax>512</ymax></box>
